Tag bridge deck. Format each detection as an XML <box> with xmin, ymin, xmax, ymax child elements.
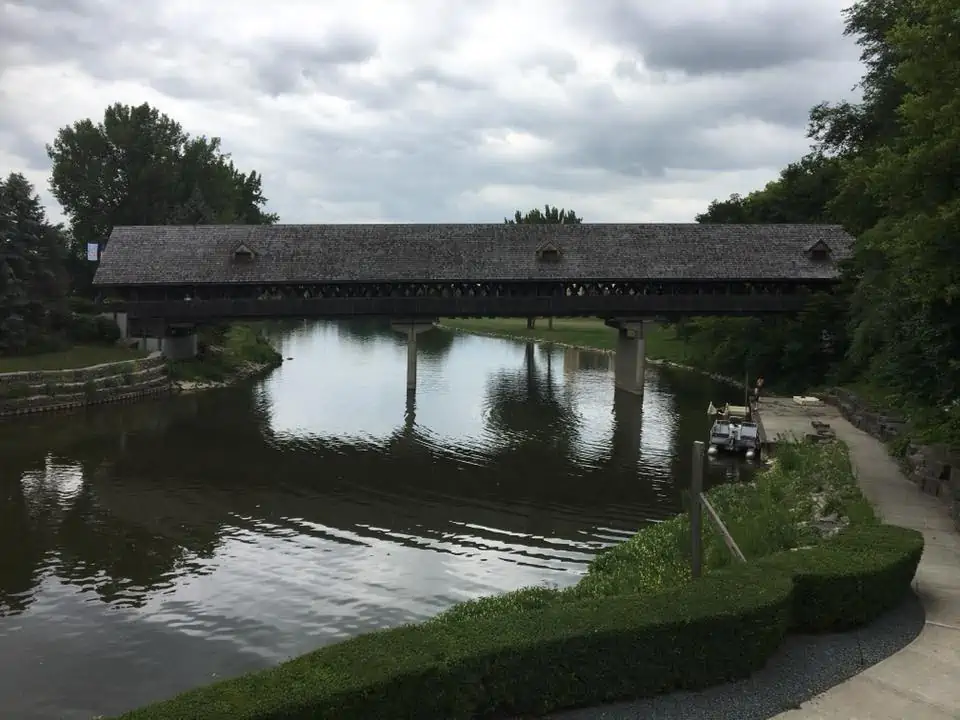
<box><xmin>93</xmin><ymin>223</ymin><xmax>853</xmax><ymax>287</ymax></box>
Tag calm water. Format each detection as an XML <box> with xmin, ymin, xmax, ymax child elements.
<box><xmin>0</xmin><ymin>321</ymin><xmax>748</xmax><ymax>719</ymax></box>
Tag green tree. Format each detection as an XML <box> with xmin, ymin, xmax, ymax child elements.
<box><xmin>505</xmin><ymin>204</ymin><xmax>583</xmax><ymax>327</ymax></box>
<box><xmin>836</xmin><ymin>0</ymin><xmax>960</xmax><ymax>404</ymax></box>
<box><xmin>46</xmin><ymin>102</ymin><xmax>278</xmax><ymax>293</ymax></box>
<box><xmin>0</xmin><ymin>173</ymin><xmax>70</xmax><ymax>354</ymax></box>
<box><xmin>688</xmin><ymin>155</ymin><xmax>849</xmax><ymax>391</ymax></box>
<box><xmin>505</xmin><ymin>204</ymin><xmax>582</xmax><ymax>225</ymax></box>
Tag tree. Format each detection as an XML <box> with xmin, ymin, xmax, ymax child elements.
<box><xmin>505</xmin><ymin>205</ymin><xmax>583</xmax><ymax>327</ymax></box>
<box><xmin>46</xmin><ymin>102</ymin><xmax>278</xmax><ymax>293</ymax></box>
<box><xmin>835</xmin><ymin>0</ymin><xmax>960</xmax><ymax>404</ymax></box>
<box><xmin>0</xmin><ymin>173</ymin><xmax>70</xmax><ymax>354</ymax></box>
<box><xmin>696</xmin><ymin>155</ymin><xmax>844</xmax><ymax>225</ymax></box>
<box><xmin>689</xmin><ymin>155</ymin><xmax>849</xmax><ymax>390</ymax></box>
<box><xmin>505</xmin><ymin>204</ymin><xmax>582</xmax><ymax>225</ymax></box>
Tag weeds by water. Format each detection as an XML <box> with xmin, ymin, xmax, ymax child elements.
<box><xmin>432</xmin><ymin>441</ymin><xmax>875</xmax><ymax>624</ymax></box>
<box><xmin>167</xmin><ymin>324</ymin><xmax>281</xmax><ymax>382</ymax></box>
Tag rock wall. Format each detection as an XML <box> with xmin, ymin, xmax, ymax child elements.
<box><xmin>0</xmin><ymin>353</ymin><xmax>172</xmax><ymax>417</ymax></box>
<box><xmin>821</xmin><ymin>387</ymin><xmax>960</xmax><ymax>532</ymax></box>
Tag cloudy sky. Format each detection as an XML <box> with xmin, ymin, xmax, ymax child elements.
<box><xmin>2</xmin><ymin>0</ymin><xmax>863</xmax><ymax>224</ymax></box>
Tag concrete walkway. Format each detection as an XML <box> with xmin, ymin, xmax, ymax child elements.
<box><xmin>772</xmin><ymin>409</ymin><xmax>960</xmax><ymax>719</ymax></box>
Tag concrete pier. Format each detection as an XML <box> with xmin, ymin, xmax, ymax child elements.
<box><xmin>606</xmin><ymin>318</ymin><xmax>646</xmax><ymax>395</ymax></box>
<box><xmin>390</xmin><ymin>320</ymin><xmax>437</xmax><ymax>391</ymax></box>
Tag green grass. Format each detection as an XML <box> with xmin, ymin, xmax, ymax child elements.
<box><xmin>440</xmin><ymin>441</ymin><xmax>876</xmax><ymax>622</ymax></box>
<box><xmin>0</xmin><ymin>345</ymin><xmax>147</xmax><ymax>374</ymax></box>
<box><xmin>439</xmin><ymin>317</ymin><xmax>693</xmax><ymax>363</ymax></box>
<box><xmin>167</xmin><ymin>324</ymin><xmax>282</xmax><ymax>382</ymax></box>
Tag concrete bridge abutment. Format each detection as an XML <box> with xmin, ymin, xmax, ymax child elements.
<box><xmin>126</xmin><ymin>318</ymin><xmax>199</xmax><ymax>360</ymax></box>
<box><xmin>605</xmin><ymin>318</ymin><xmax>646</xmax><ymax>395</ymax></box>
<box><xmin>390</xmin><ymin>319</ymin><xmax>438</xmax><ymax>392</ymax></box>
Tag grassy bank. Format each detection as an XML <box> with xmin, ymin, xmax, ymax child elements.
<box><xmin>167</xmin><ymin>324</ymin><xmax>282</xmax><ymax>383</ymax></box>
<box><xmin>439</xmin><ymin>317</ymin><xmax>693</xmax><ymax>362</ymax></box>
<box><xmin>0</xmin><ymin>344</ymin><xmax>147</xmax><ymax>373</ymax></box>
<box><xmin>115</xmin><ymin>441</ymin><xmax>923</xmax><ymax>720</ymax></box>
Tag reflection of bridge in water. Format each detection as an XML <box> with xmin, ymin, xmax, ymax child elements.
<box><xmin>0</xmin><ymin>329</ymin><xmax>749</xmax><ymax>621</ymax></box>
<box><xmin>563</xmin><ymin>346</ymin><xmax>612</xmax><ymax>375</ymax></box>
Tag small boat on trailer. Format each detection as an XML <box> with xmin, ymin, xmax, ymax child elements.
<box><xmin>707</xmin><ymin>402</ymin><xmax>760</xmax><ymax>460</ymax></box>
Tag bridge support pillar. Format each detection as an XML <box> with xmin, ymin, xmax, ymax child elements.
<box><xmin>605</xmin><ymin>318</ymin><xmax>646</xmax><ymax>395</ymax></box>
<box><xmin>390</xmin><ymin>320</ymin><xmax>437</xmax><ymax>392</ymax></box>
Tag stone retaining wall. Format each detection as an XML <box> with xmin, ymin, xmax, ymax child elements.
<box><xmin>821</xmin><ymin>387</ymin><xmax>960</xmax><ymax>531</ymax></box>
<box><xmin>0</xmin><ymin>352</ymin><xmax>172</xmax><ymax>417</ymax></box>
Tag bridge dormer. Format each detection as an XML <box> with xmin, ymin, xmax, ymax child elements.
<box><xmin>232</xmin><ymin>242</ymin><xmax>256</xmax><ymax>263</ymax></box>
<box><xmin>806</xmin><ymin>239</ymin><xmax>832</xmax><ymax>262</ymax></box>
<box><xmin>535</xmin><ymin>240</ymin><xmax>562</xmax><ymax>262</ymax></box>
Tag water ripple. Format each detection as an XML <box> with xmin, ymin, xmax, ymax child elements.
<box><xmin>0</xmin><ymin>321</ymin><xmax>752</xmax><ymax>720</ymax></box>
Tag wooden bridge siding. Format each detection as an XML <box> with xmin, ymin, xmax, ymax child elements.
<box><xmin>111</xmin><ymin>293</ymin><xmax>815</xmax><ymax>321</ymax></box>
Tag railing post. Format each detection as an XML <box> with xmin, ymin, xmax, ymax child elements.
<box><xmin>691</xmin><ymin>440</ymin><xmax>704</xmax><ymax>579</ymax></box>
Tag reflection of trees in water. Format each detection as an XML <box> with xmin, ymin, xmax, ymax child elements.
<box><xmin>0</xmin><ymin>390</ymin><xmax>271</xmax><ymax>616</ymax></box>
<box><xmin>652</xmin><ymin>367</ymin><xmax>756</xmax><ymax>490</ymax></box>
<box><xmin>483</xmin><ymin>343</ymin><xmax>579</xmax><ymax>450</ymax></box>
<box><xmin>0</xmin><ymin>337</ymin><xmax>750</xmax><ymax>617</ymax></box>
<box><xmin>0</xmin><ymin>460</ymin><xmax>47</xmax><ymax>616</ymax></box>
<box><xmin>562</xmin><ymin>347</ymin><xmax>612</xmax><ymax>374</ymax></box>
<box><xmin>335</xmin><ymin>320</ymin><xmax>454</xmax><ymax>361</ymax></box>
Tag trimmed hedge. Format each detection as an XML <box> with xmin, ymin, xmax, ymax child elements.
<box><xmin>759</xmin><ymin>523</ymin><xmax>924</xmax><ymax>632</ymax></box>
<box><xmin>114</xmin><ymin>523</ymin><xmax>922</xmax><ymax>720</ymax></box>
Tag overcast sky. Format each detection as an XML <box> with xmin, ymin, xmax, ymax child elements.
<box><xmin>1</xmin><ymin>0</ymin><xmax>863</xmax><ymax>224</ymax></box>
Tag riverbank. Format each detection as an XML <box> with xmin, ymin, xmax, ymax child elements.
<box><xmin>0</xmin><ymin>324</ymin><xmax>283</xmax><ymax>416</ymax></box>
<box><xmin>437</xmin><ymin>317</ymin><xmax>746</xmax><ymax>388</ymax></box>
<box><xmin>167</xmin><ymin>324</ymin><xmax>283</xmax><ymax>392</ymax></box>
<box><xmin>113</xmin><ymin>440</ymin><xmax>922</xmax><ymax>719</ymax></box>
<box><xmin>0</xmin><ymin>351</ymin><xmax>170</xmax><ymax>417</ymax></box>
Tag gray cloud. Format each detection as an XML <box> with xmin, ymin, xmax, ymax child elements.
<box><xmin>583</xmin><ymin>1</ymin><xmax>855</xmax><ymax>75</ymax></box>
<box><xmin>0</xmin><ymin>0</ymin><xmax>864</xmax><ymax>223</ymax></box>
<box><xmin>252</xmin><ymin>33</ymin><xmax>380</xmax><ymax>96</ymax></box>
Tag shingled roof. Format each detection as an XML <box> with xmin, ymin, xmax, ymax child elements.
<box><xmin>93</xmin><ymin>224</ymin><xmax>854</xmax><ymax>286</ymax></box>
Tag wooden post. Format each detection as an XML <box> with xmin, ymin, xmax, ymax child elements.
<box><xmin>691</xmin><ymin>440</ymin><xmax>704</xmax><ymax>578</ymax></box>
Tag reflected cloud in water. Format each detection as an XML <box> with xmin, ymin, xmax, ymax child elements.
<box><xmin>0</xmin><ymin>320</ymin><xmax>750</xmax><ymax>720</ymax></box>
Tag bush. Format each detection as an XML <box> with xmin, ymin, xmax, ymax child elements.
<box><xmin>66</xmin><ymin>313</ymin><xmax>121</xmax><ymax>345</ymax></box>
<box><xmin>115</xmin><ymin>522</ymin><xmax>921</xmax><ymax>720</ymax></box>
<box><xmin>115</xmin><ymin>567</ymin><xmax>792</xmax><ymax>720</ymax></box>
<box><xmin>167</xmin><ymin>324</ymin><xmax>281</xmax><ymax>382</ymax></box>
<box><xmin>757</xmin><ymin>524</ymin><xmax>924</xmax><ymax>633</ymax></box>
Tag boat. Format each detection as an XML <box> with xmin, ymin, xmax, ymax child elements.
<box><xmin>706</xmin><ymin>402</ymin><xmax>760</xmax><ymax>460</ymax></box>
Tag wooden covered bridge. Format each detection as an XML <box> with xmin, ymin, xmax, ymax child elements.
<box><xmin>93</xmin><ymin>223</ymin><xmax>853</xmax><ymax>393</ymax></box>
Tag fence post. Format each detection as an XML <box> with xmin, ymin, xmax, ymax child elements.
<box><xmin>691</xmin><ymin>440</ymin><xmax>704</xmax><ymax>578</ymax></box>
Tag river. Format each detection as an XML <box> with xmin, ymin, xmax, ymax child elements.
<box><xmin>0</xmin><ymin>320</ymin><xmax>749</xmax><ymax>719</ymax></box>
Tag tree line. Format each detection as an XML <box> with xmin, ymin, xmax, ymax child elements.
<box><xmin>675</xmin><ymin>0</ymin><xmax>958</xmax><ymax>441</ymax></box>
<box><xmin>1</xmin><ymin>103</ymin><xmax>278</xmax><ymax>355</ymax></box>
<box><xmin>5</xmin><ymin>0</ymin><xmax>955</xmax><ymax>446</ymax></box>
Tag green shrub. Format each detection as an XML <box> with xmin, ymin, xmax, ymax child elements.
<box><xmin>68</xmin><ymin>296</ymin><xmax>99</xmax><ymax>314</ymax></box>
<box><xmin>757</xmin><ymin>524</ymin><xmax>924</xmax><ymax>632</ymax></box>
<box><xmin>82</xmin><ymin>380</ymin><xmax>98</xmax><ymax>400</ymax></box>
<box><xmin>115</xmin><ymin>567</ymin><xmax>792</xmax><ymax>720</ymax></box>
<box><xmin>94</xmin><ymin>316</ymin><xmax>122</xmax><ymax>344</ymax></box>
<box><xmin>0</xmin><ymin>382</ymin><xmax>32</xmax><ymax>400</ymax></box>
<box><xmin>66</xmin><ymin>313</ymin><xmax>121</xmax><ymax>345</ymax></box>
